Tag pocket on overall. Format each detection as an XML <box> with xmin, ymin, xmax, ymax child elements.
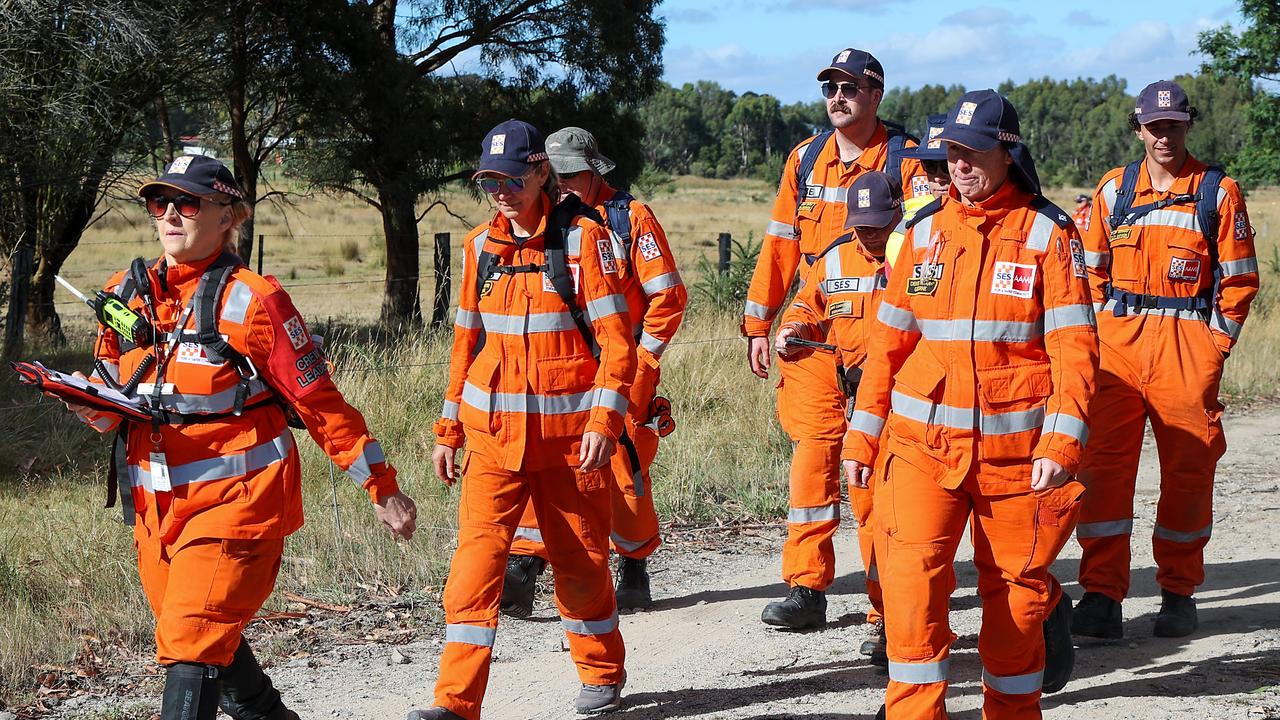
<box><xmin>533</xmin><ymin>355</ymin><xmax>598</xmax><ymax>437</ymax></box>
<box><xmin>459</xmin><ymin>351</ymin><xmax>502</xmax><ymax>433</ymax></box>
<box><xmin>203</xmin><ymin>538</ymin><xmax>284</xmax><ymax>616</ymax></box>
<box><xmin>886</xmin><ymin>354</ymin><xmax>947</xmax><ymax>450</ymax></box>
<box><xmin>976</xmin><ymin>363</ymin><xmax>1051</xmax><ymax>461</ymax></box>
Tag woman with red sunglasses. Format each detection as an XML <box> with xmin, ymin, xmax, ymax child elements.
<box><xmin>413</xmin><ymin>120</ymin><xmax>636</xmax><ymax>719</ymax></box>
<box><xmin>63</xmin><ymin>154</ymin><xmax>418</xmax><ymax>720</ymax></box>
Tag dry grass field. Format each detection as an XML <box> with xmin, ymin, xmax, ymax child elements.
<box><xmin>1</xmin><ymin>176</ymin><xmax>1276</xmax><ymax>707</ymax></box>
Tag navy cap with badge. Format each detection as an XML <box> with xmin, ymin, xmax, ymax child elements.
<box><xmin>1134</xmin><ymin>80</ymin><xmax>1191</xmax><ymax>125</ymax></box>
<box><xmin>936</xmin><ymin>89</ymin><xmax>1042</xmax><ymax>196</ymax></box>
<box><xmin>901</xmin><ymin>114</ymin><xmax>948</xmax><ymax>161</ymax></box>
<box><xmin>474</xmin><ymin>119</ymin><xmax>548</xmax><ymax>179</ymax></box>
<box><xmin>137</xmin><ymin>154</ymin><xmax>245</xmax><ymax>200</ymax></box>
<box><xmin>844</xmin><ymin>171</ymin><xmax>903</xmax><ymax>230</ymax></box>
<box><xmin>816</xmin><ymin>48</ymin><xmax>885</xmax><ymax>89</ymax></box>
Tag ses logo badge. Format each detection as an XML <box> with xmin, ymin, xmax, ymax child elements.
<box><xmin>991</xmin><ymin>262</ymin><xmax>1036</xmax><ymax>299</ymax></box>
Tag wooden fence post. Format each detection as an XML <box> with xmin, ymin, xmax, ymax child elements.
<box><xmin>431</xmin><ymin>232</ymin><xmax>451</xmax><ymax>328</ymax></box>
<box><xmin>717</xmin><ymin>232</ymin><xmax>731</xmax><ymax>274</ymax></box>
<box><xmin>257</xmin><ymin>233</ymin><xmax>264</xmax><ymax>275</ymax></box>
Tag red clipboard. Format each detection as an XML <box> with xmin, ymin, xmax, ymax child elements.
<box><xmin>10</xmin><ymin>361</ymin><xmax>151</xmax><ymax>421</ymax></box>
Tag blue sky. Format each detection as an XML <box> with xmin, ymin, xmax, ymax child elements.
<box><xmin>659</xmin><ymin>0</ymin><xmax>1244</xmax><ymax>103</ymax></box>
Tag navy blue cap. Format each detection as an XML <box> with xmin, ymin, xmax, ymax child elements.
<box><xmin>843</xmin><ymin>171</ymin><xmax>903</xmax><ymax>229</ymax></box>
<box><xmin>475</xmin><ymin>119</ymin><xmax>548</xmax><ymax>179</ymax></box>
<box><xmin>935</xmin><ymin>90</ymin><xmax>1021</xmax><ymax>153</ymax></box>
<box><xmin>1135</xmin><ymin>80</ymin><xmax>1190</xmax><ymax>124</ymax></box>
<box><xmin>816</xmin><ymin>48</ymin><xmax>885</xmax><ymax>88</ymax></box>
<box><xmin>137</xmin><ymin>154</ymin><xmax>245</xmax><ymax>200</ymax></box>
<box><xmin>901</xmin><ymin>114</ymin><xmax>948</xmax><ymax>161</ymax></box>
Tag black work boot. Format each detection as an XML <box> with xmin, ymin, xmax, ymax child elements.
<box><xmin>1071</xmin><ymin>591</ymin><xmax>1124</xmax><ymax>639</ymax></box>
<box><xmin>219</xmin><ymin>639</ymin><xmax>298</xmax><ymax>720</ymax></box>
<box><xmin>860</xmin><ymin>622</ymin><xmax>888</xmax><ymax>668</ymax></box>
<box><xmin>161</xmin><ymin>663</ymin><xmax>221</xmax><ymax>720</ymax></box>
<box><xmin>500</xmin><ymin>554</ymin><xmax>546</xmax><ymax>619</ymax></box>
<box><xmin>760</xmin><ymin>585</ymin><xmax>826</xmax><ymax>629</ymax></box>
<box><xmin>615</xmin><ymin>557</ymin><xmax>652</xmax><ymax>610</ymax></box>
<box><xmin>1042</xmin><ymin>594</ymin><xmax>1075</xmax><ymax>694</ymax></box>
<box><xmin>406</xmin><ymin>709</ymin><xmax>465</xmax><ymax>720</ymax></box>
<box><xmin>1153</xmin><ymin>589</ymin><xmax>1198</xmax><ymax>637</ymax></box>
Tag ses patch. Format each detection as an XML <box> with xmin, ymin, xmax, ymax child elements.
<box><xmin>1235</xmin><ymin>211</ymin><xmax>1250</xmax><ymax>241</ymax></box>
<box><xmin>1168</xmin><ymin>257</ymin><xmax>1201</xmax><ymax>282</ymax></box>
<box><xmin>991</xmin><ymin>262</ymin><xmax>1036</xmax><ymax>299</ymax></box>
<box><xmin>911</xmin><ymin>175</ymin><xmax>931</xmax><ymax>198</ymax></box>
<box><xmin>282</xmin><ymin>315</ymin><xmax>309</xmax><ymax>350</ymax></box>
<box><xmin>637</xmin><ymin>232</ymin><xmax>663</xmax><ymax>262</ymax></box>
<box><xmin>175</xmin><ymin>341</ymin><xmax>220</xmax><ymax>367</ymax></box>
<box><xmin>824</xmin><ymin>276</ymin><xmax>863</xmax><ymax>294</ymax></box>
<box><xmin>597</xmin><ymin>238</ymin><xmax>618</xmax><ymax>274</ymax></box>
<box><xmin>906</xmin><ymin>263</ymin><xmax>943</xmax><ymax>296</ymax></box>
<box><xmin>1069</xmin><ymin>238</ymin><xmax>1088</xmax><ymax>278</ymax></box>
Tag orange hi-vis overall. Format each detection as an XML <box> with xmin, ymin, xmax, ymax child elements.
<box><xmin>844</xmin><ymin>182</ymin><xmax>1098</xmax><ymax>720</ymax></box>
<box><xmin>742</xmin><ymin>122</ymin><xmax>928</xmax><ymax>592</ymax></box>
<box><xmin>510</xmin><ymin>181</ymin><xmax>687</xmax><ymax>561</ymax></box>
<box><xmin>778</xmin><ymin>238</ymin><xmax>887</xmax><ymax>621</ymax></box>
<box><xmin>432</xmin><ymin>195</ymin><xmax>636</xmax><ymax>720</ymax></box>
<box><xmin>1075</xmin><ymin>157</ymin><xmax>1258</xmax><ymax>601</ymax></box>
<box><xmin>90</xmin><ymin>253</ymin><xmax>398</xmax><ymax>668</ymax></box>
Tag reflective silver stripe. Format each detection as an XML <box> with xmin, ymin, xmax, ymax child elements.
<box><xmin>1216</xmin><ymin>185</ymin><xmax>1228</xmax><ymax>209</ymax></box>
<box><xmin>1084</xmin><ymin>250</ymin><xmax>1108</xmax><ymax>269</ymax></box>
<box><xmin>1027</xmin><ymin>212</ymin><xmax>1056</xmax><ymax>252</ymax></box>
<box><xmin>89</xmin><ymin>416</ymin><xmax>117</xmax><ymax>432</ymax></box>
<box><xmin>611</xmin><ymin>532</ymin><xmax>650</xmax><ymax>553</ymax></box>
<box><xmin>481</xmin><ymin>311</ymin><xmax>576</xmax><ymax>335</ymax></box>
<box><xmin>1210</xmin><ymin>311</ymin><xmax>1243</xmax><ymax>340</ymax></box>
<box><xmin>918</xmin><ymin>318</ymin><xmax>1042</xmax><ymax>343</ymax></box>
<box><xmin>744</xmin><ymin>300</ymin><xmax>773</xmax><ymax>321</ymax></box>
<box><xmin>642</xmin><ymin>271</ymin><xmax>683</xmax><ymax>297</ymax></box>
<box><xmin>129</xmin><ymin>429</ymin><xmax>294</xmax><ymax>492</ymax></box>
<box><xmin>562</xmin><ymin>612</ymin><xmax>618</xmax><ymax>636</ymax></box>
<box><xmin>586</xmin><ymin>293</ymin><xmax>628</xmax><ymax>321</ymax></box>
<box><xmin>472</xmin><ymin>229</ymin><xmax>490</xmax><ymax>259</ymax></box>
<box><xmin>567</xmin><ymin>226</ymin><xmax>584</xmax><ymax>256</ymax></box>
<box><xmin>848</xmin><ymin>410</ymin><xmax>886</xmax><ymax>437</ymax></box>
<box><xmin>454</xmin><ymin>309</ymin><xmax>482</xmax><ymax>330</ymax></box>
<box><xmin>1154</xmin><ymin>522</ymin><xmax>1212</xmax><ymax>543</ymax></box>
<box><xmin>877</xmin><ymin>301</ymin><xmax>919</xmax><ymax>333</ymax></box>
<box><xmin>446</xmin><ymin>624</ymin><xmax>496</xmax><ymax>647</ymax></box>
<box><xmin>221</xmin><ymin>281</ymin><xmax>253</xmax><ymax>325</ymax></box>
<box><xmin>983</xmin><ymin>668</ymin><xmax>1043</xmax><ymax>695</ymax></box>
<box><xmin>1138</xmin><ymin>208</ymin><xmax>1199</xmax><ymax>233</ymax></box>
<box><xmin>1220</xmin><ymin>257</ymin><xmax>1258</xmax><ymax>277</ymax></box>
<box><xmin>891</xmin><ymin>391</ymin><xmax>1043</xmax><ymax>435</ymax></box>
<box><xmin>462</xmin><ymin>382</ymin><xmax>609</xmax><ymax>416</ymax></box>
<box><xmin>787</xmin><ymin>504</ymin><xmax>839</xmax><ymax>524</ymax></box>
<box><xmin>149</xmin><ymin>380</ymin><xmax>273</xmax><ymax>414</ymax></box>
<box><xmin>1042</xmin><ymin>413</ymin><xmax>1088</xmax><ymax>445</ymax></box>
<box><xmin>766</xmin><ymin>220</ymin><xmax>798</xmax><ymax>240</ymax></box>
<box><xmin>866</xmin><ymin>562</ymin><xmax>879</xmax><ymax>583</ymax></box>
<box><xmin>593</xmin><ymin>388</ymin><xmax>629</xmax><ymax>415</ymax></box>
<box><xmin>1044</xmin><ymin>304</ymin><xmax>1096</xmax><ymax>334</ymax></box>
<box><xmin>514</xmin><ymin>526</ymin><xmax>543</xmax><ymax>544</ymax></box>
<box><xmin>441</xmin><ymin>400</ymin><xmax>460</xmax><ymax>421</ymax></box>
<box><xmin>1076</xmin><ymin>519</ymin><xmax>1133</xmax><ymax>538</ymax></box>
<box><xmin>346</xmin><ymin>440</ymin><xmax>386</xmax><ymax>484</ymax></box>
<box><xmin>1100</xmin><ymin>178</ymin><xmax>1118</xmax><ymax>215</ymax></box>
<box><xmin>825</xmin><ymin>247</ymin><xmax>844</xmax><ymax>281</ymax></box>
<box><xmin>911</xmin><ymin>215</ymin><xmax>934</xmax><ymax>250</ymax></box>
<box><xmin>888</xmin><ymin>658</ymin><xmax>949</xmax><ymax>684</ymax></box>
<box><xmin>639</xmin><ymin>332</ymin><xmax>668</xmax><ymax>356</ymax></box>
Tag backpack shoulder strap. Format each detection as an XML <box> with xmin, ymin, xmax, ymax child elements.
<box><xmin>1107</xmin><ymin>160</ymin><xmax>1143</xmax><ymax>231</ymax></box>
<box><xmin>1196</xmin><ymin>167</ymin><xmax>1226</xmax><ymax>266</ymax></box>
<box><xmin>883</xmin><ymin>122</ymin><xmax>919</xmax><ymax>190</ymax></box>
<box><xmin>470</xmin><ymin>229</ymin><xmax>495</xmax><ymax>358</ymax></box>
<box><xmin>193</xmin><ymin>252</ymin><xmax>247</xmax><ymax>365</ymax></box>
<box><xmin>795</xmin><ymin>131</ymin><xmax>833</xmax><ymax>209</ymax></box>
<box><xmin>603</xmin><ymin>190</ymin><xmax>635</xmax><ymax>249</ymax></box>
<box><xmin>904</xmin><ymin>197</ymin><xmax>943</xmax><ymax>230</ymax></box>
<box><xmin>544</xmin><ymin>199</ymin><xmax>600</xmax><ymax>358</ymax></box>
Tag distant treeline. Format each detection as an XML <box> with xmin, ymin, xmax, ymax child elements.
<box><xmin>637</xmin><ymin>73</ymin><xmax>1267</xmax><ymax>188</ymax></box>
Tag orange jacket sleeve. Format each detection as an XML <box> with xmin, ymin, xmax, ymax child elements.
<box><xmin>245</xmin><ymin>284</ymin><xmax>400</xmax><ymax>504</ymax></box>
<box><xmin>778</xmin><ymin>257</ymin><xmax>828</xmax><ymax>340</ymax></box>
<box><xmin>1209</xmin><ymin>177</ymin><xmax>1259</xmax><ymax>354</ymax></box>
<box><xmin>434</xmin><ymin>226</ymin><xmax>486</xmax><ymax>450</ymax></box>
<box><xmin>742</xmin><ymin>142</ymin><xmax>806</xmax><ymax>337</ymax></box>
<box><xmin>578</xmin><ymin>221</ymin><xmax>638</xmax><ymax>440</ymax></box>
<box><xmin>1033</xmin><ymin>222</ymin><xmax>1100</xmax><ymax>473</ymax></box>
<box><xmin>843</xmin><ymin>231</ymin><xmax>922</xmax><ymax>463</ymax></box>
<box><xmin>626</xmin><ymin>202</ymin><xmax>687</xmax><ymax>408</ymax></box>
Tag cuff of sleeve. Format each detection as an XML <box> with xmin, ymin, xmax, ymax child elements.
<box><xmin>1034</xmin><ymin>444</ymin><xmax>1080</xmax><ymax>477</ymax></box>
<box><xmin>843</xmin><ymin>435</ymin><xmax>875</xmax><ymax>466</ymax></box>
<box><xmin>586</xmin><ymin>413</ymin><xmax>622</xmax><ymax>442</ymax></box>
<box><xmin>741</xmin><ymin>318</ymin><xmax>772</xmax><ymax>337</ymax></box>
<box><xmin>1212</xmin><ymin>332</ymin><xmax>1234</xmax><ymax>357</ymax></box>
<box><xmin>433</xmin><ymin>418</ymin><xmax>464</xmax><ymax>449</ymax></box>
<box><xmin>364</xmin><ymin>472</ymin><xmax>401</xmax><ymax>504</ymax></box>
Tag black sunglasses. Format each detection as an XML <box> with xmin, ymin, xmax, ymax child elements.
<box><xmin>143</xmin><ymin>193</ymin><xmax>228</xmax><ymax>219</ymax></box>
<box><xmin>922</xmin><ymin>159</ymin><xmax>949</xmax><ymax>177</ymax></box>
<box><xmin>821</xmin><ymin>81</ymin><xmax>869</xmax><ymax>99</ymax></box>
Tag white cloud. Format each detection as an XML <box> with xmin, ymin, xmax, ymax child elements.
<box><xmin>1063</xmin><ymin>10</ymin><xmax>1105</xmax><ymax>27</ymax></box>
<box><xmin>940</xmin><ymin>6</ymin><xmax>1031</xmax><ymax>28</ymax></box>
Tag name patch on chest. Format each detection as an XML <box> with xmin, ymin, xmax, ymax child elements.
<box><xmin>1110</xmin><ymin>227</ymin><xmax>1132</xmax><ymax>242</ymax></box>
<box><xmin>906</xmin><ymin>263</ymin><xmax>943</xmax><ymax>296</ymax></box>
<box><xmin>828</xmin><ymin>300</ymin><xmax>853</xmax><ymax>318</ymax></box>
<box><xmin>991</xmin><ymin>262</ymin><xmax>1037</xmax><ymax>299</ymax></box>
<box><xmin>1168</xmin><ymin>257</ymin><xmax>1201</xmax><ymax>282</ymax></box>
<box><xmin>824</xmin><ymin>277</ymin><xmax>863</xmax><ymax>294</ymax></box>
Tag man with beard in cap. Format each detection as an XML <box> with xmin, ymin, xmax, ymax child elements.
<box><xmin>1071</xmin><ymin>80</ymin><xmax>1259</xmax><ymax>640</ymax></box>
<box><xmin>743</xmin><ymin>47</ymin><xmax>930</xmax><ymax>630</ymax></box>
<box><xmin>843</xmin><ymin>90</ymin><xmax>1099</xmax><ymax>719</ymax></box>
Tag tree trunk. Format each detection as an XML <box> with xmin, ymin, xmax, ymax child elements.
<box><xmin>3</xmin><ymin>189</ymin><xmax>37</xmax><ymax>359</ymax></box>
<box><xmin>228</xmin><ymin>3</ymin><xmax>258</xmax><ymax>265</ymax></box>
<box><xmin>155</xmin><ymin>94</ymin><xmax>175</xmax><ymax>164</ymax></box>
<box><xmin>378</xmin><ymin>183</ymin><xmax>421</xmax><ymax>327</ymax></box>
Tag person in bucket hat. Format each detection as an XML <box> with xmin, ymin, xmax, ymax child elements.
<box><xmin>844</xmin><ymin>89</ymin><xmax>1099</xmax><ymax>718</ymax></box>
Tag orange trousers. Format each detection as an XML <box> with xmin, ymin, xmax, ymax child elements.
<box><xmin>849</xmin><ymin>479</ymin><xmax>882</xmax><ymax>624</ymax></box>
<box><xmin>876</xmin><ymin>454</ymin><xmax>1082</xmax><ymax>720</ymax></box>
<box><xmin>434</xmin><ymin>449</ymin><xmax>624</xmax><ymax>720</ymax></box>
<box><xmin>776</xmin><ymin>348</ymin><xmax>846</xmax><ymax>591</ymax></box>
<box><xmin>135</xmin><ymin>529</ymin><xmax>283</xmax><ymax>667</ymax></box>
<box><xmin>1076</xmin><ymin>316</ymin><xmax>1226</xmax><ymax>601</ymax></box>
<box><xmin>510</xmin><ymin>423</ymin><xmax>661</xmax><ymax>561</ymax></box>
